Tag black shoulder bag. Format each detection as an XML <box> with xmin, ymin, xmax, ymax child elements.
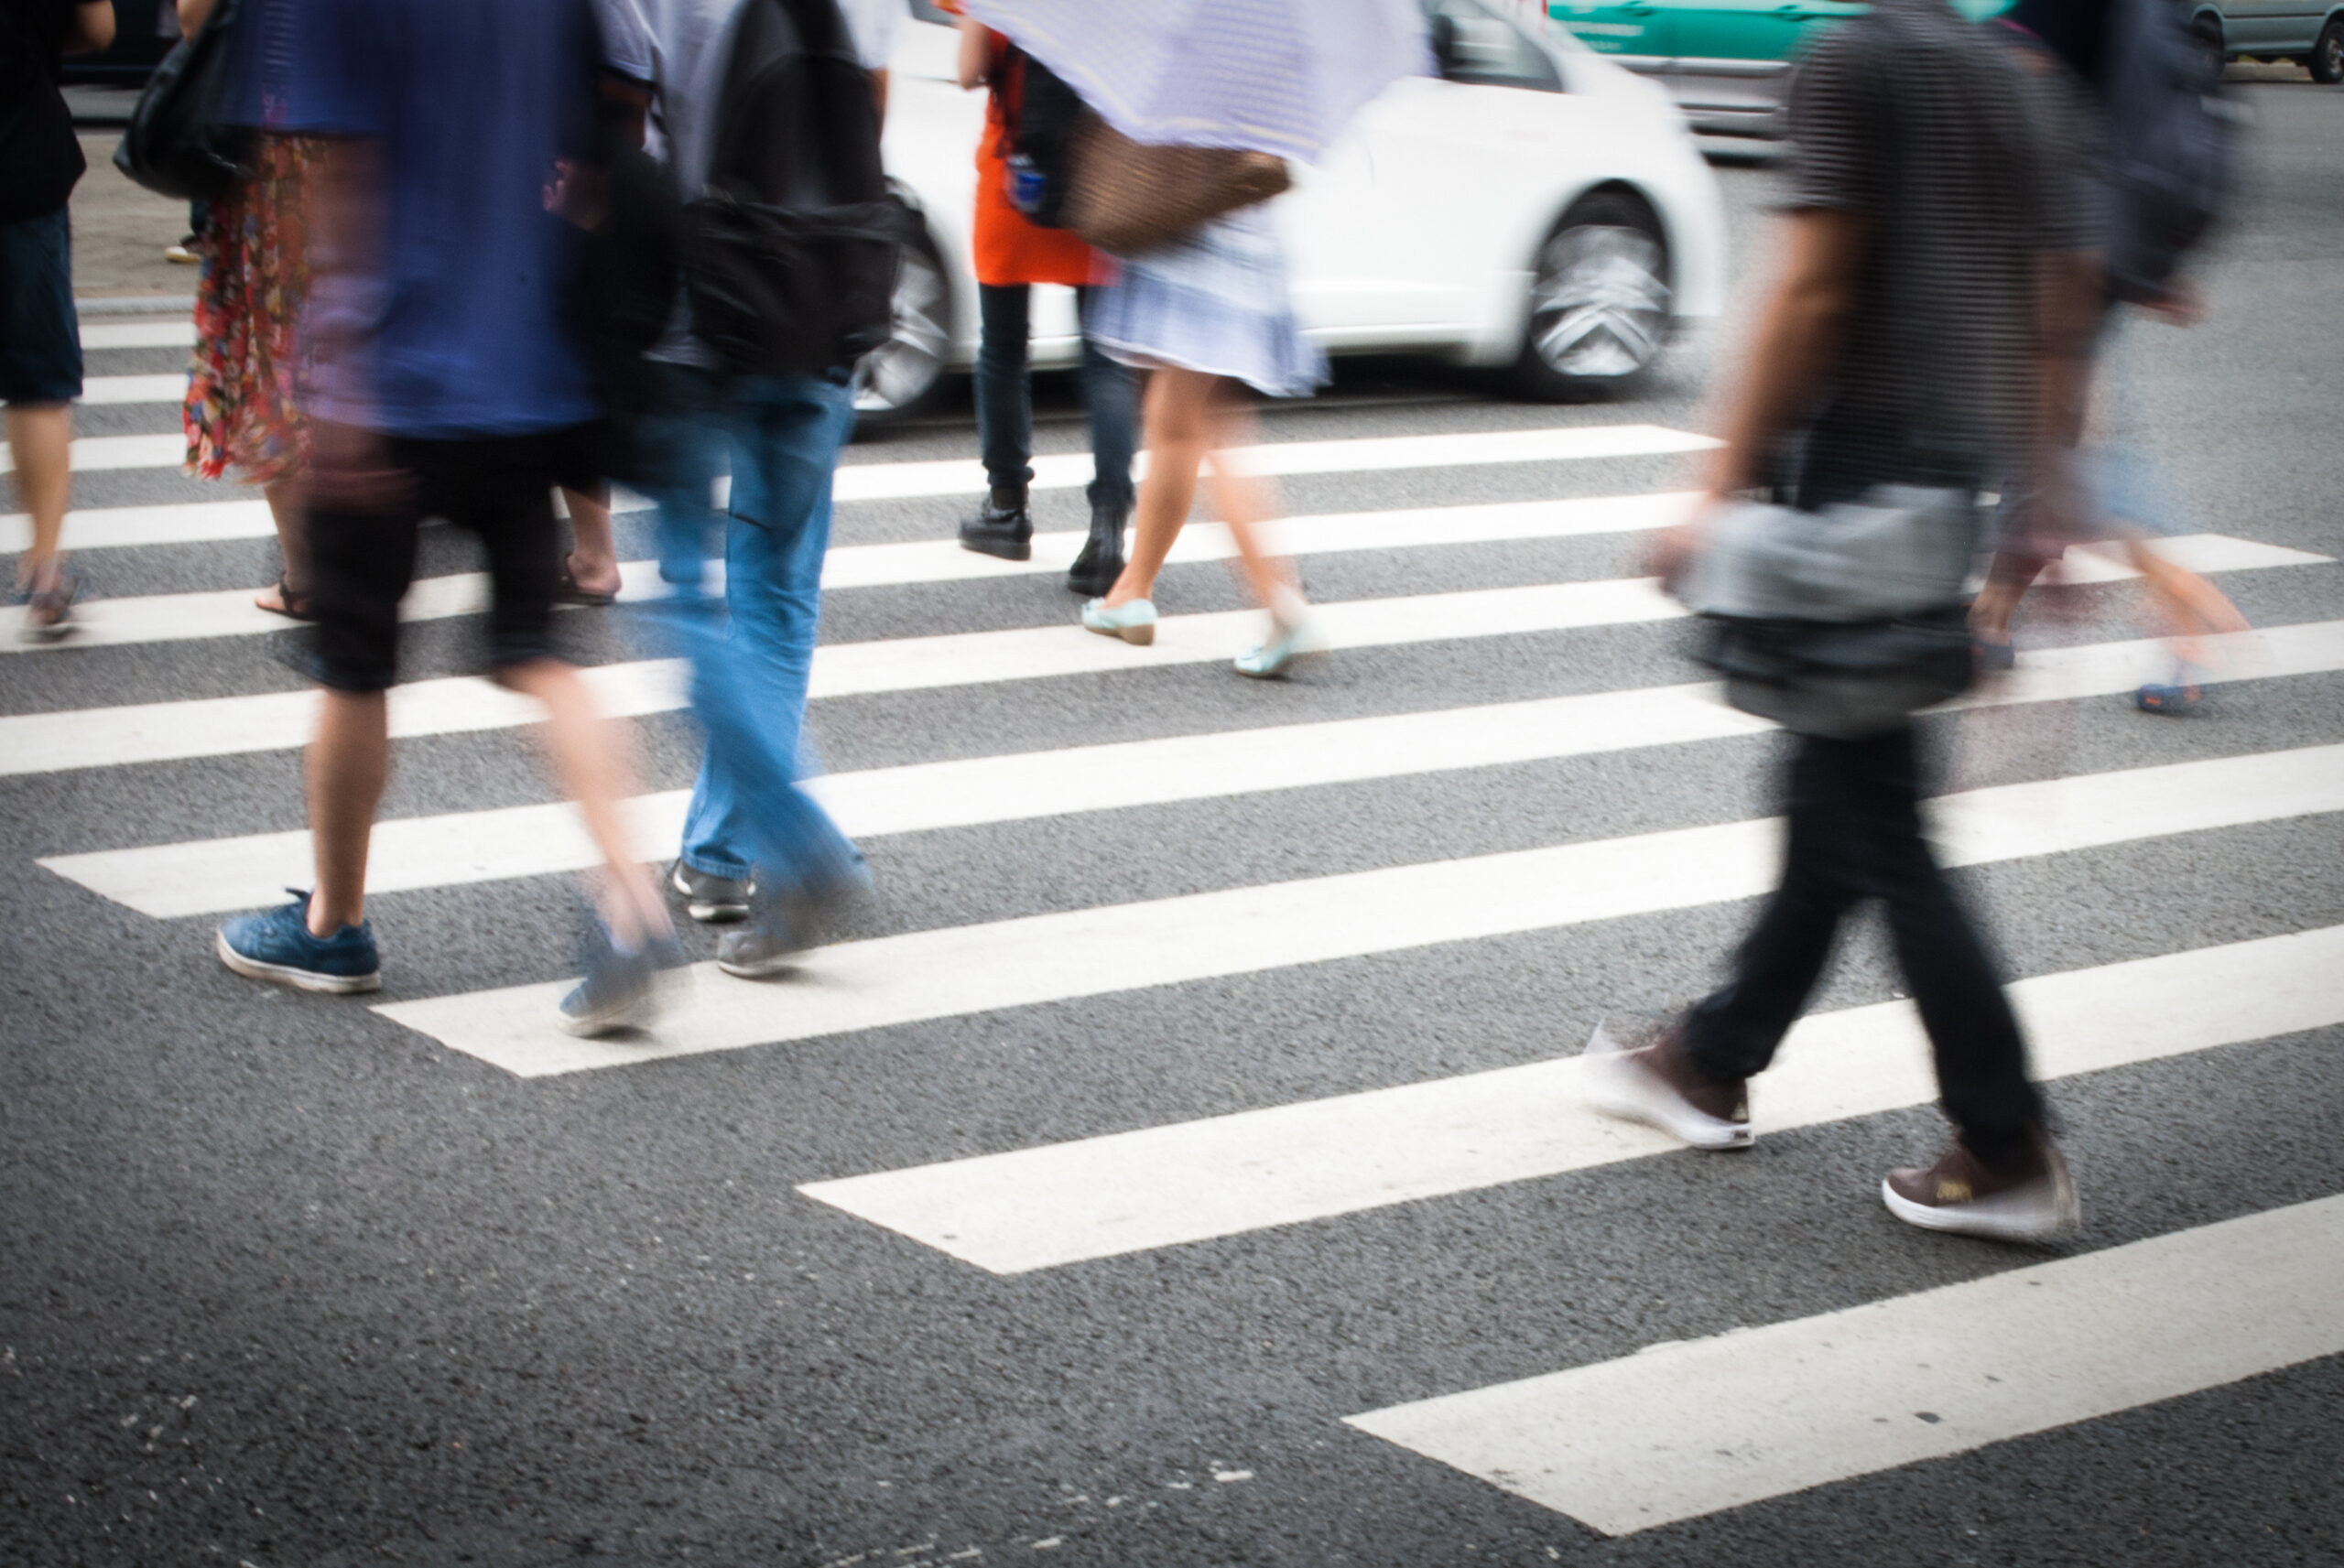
<box><xmin>114</xmin><ymin>0</ymin><xmax>255</xmax><ymax>203</ymax></box>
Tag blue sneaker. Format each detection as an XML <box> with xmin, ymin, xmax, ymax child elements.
<box><xmin>559</xmin><ymin>925</ymin><xmax>680</xmax><ymax>1038</ymax></box>
<box><xmin>216</xmin><ymin>891</ymin><xmax>381</xmax><ymax>994</ymax></box>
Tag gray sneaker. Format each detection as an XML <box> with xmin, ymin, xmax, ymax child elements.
<box><xmin>559</xmin><ymin>927</ymin><xmax>681</xmax><ymax>1038</ymax></box>
<box><xmin>669</xmin><ymin>860</ymin><xmax>754</xmax><ymax>924</ymax></box>
<box><xmin>716</xmin><ymin>882</ymin><xmax>858</xmax><ymax>979</ymax></box>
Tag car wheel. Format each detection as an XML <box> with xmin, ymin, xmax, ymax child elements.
<box><xmin>1513</xmin><ymin>193</ymin><xmax>1671</xmax><ymax>401</ymax></box>
<box><xmin>2312</xmin><ymin>17</ymin><xmax>2344</xmax><ymax>82</ymax></box>
<box><xmin>852</xmin><ymin>218</ymin><xmax>953</xmax><ymax>424</ymax></box>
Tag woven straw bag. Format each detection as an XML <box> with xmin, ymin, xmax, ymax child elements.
<box><xmin>1064</xmin><ymin>117</ymin><xmax>1290</xmax><ymax>255</ymax></box>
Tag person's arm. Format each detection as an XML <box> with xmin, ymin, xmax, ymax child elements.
<box><xmin>1700</xmin><ymin>209</ymin><xmax>1867</xmax><ymax>498</ymax></box>
<box><xmin>956</xmin><ymin>15</ymin><xmax>993</xmax><ymax>91</ymax></box>
<box><xmin>65</xmin><ymin>0</ymin><xmax>117</xmax><ymax>54</ymax></box>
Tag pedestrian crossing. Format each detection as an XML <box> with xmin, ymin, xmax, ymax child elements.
<box><xmin>10</xmin><ymin>345</ymin><xmax>2342</xmax><ymax>1543</ymax></box>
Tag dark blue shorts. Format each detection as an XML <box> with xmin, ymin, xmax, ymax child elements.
<box><xmin>0</xmin><ymin>208</ymin><xmax>81</xmax><ymax>406</ymax></box>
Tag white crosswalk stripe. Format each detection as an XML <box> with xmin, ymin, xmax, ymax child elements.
<box><xmin>0</xmin><ymin>577</ymin><xmax>1698</xmax><ymax>775</ymax></box>
<box><xmin>75</xmin><ymin>319</ymin><xmax>197</xmax><ymax>350</ymax></box>
<box><xmin>374</xmin><ymin>742</ymin><xmax>2344</xmax><ymax>1075</ymax></box>
<box><xmin>38</xmin><ymin>622</ymin><xmax>2340</xmax><ymax>917</ymax></box>
<box><xmin>14</xmin><ymin>397</ymin><xmax>2339</xmax><ymax>1543</ymax></box>
<box><xmin>799</xmin><ymin>925</ymin><xmax>2344</xmax><ymax>1271</ymax></box>
<box><xmin>2</xmin><ymin>515</ymin><xmax>2322</xmax><ymax>654</ymax></box>
<box><xmin>0</xmin><ymin>492</ymin><xmax>1708</xmax><ymax>652</ymax></box>
<box><xmin>1346</xmin><ymin>1193</ymin><xmax>2344</xmax><ymax>1535</ymax></box>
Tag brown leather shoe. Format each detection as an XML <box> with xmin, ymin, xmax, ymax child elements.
<box><xmin>1580</xmin><ymin>1019</ymin><xmax>1753</xmax><ymax>1150</ymax></box>
<box><xmin>1883</xmin><ymin>1127</ymin><xmax>2080</xmax><ymax>1241</ymax></box>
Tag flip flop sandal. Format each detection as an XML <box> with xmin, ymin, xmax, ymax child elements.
<box><xmin>258</xmin><ymin>576</ymin><xmax>317</xmax><ymax>622</ymax></box>
<box><xmin>554</xmin><ymin>559</ymin><xmax>620</xmax><ymax>608</ymax></box>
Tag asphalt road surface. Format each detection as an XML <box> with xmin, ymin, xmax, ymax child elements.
<box><xmin>5</xmin><ymin>79</ymin><xmax>2341</xmax><ymax>1568</ymax></box>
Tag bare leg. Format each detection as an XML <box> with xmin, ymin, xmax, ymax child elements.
<box><xmin>5</xmin><ymin>403</ymin><xmax>71</xmax><ymax>590</ymax></box>
<box><xmin>306</xmin><ymin>688</ymin><xmax>389</xmax><ymax>935</ymax></box>
<box><xmin>1199</xmin><ymin>389</ymin><xmax>1302</xmax><ymax>620</ymax></box>
<box><xmin>560</xmin><ymin>483</ymin><xmax>623</xmax><ymax>598</ymax></box>
<box><xmin>1105</xmin><ymin>368</ymin><xmax>1214</xmax><ymax>608</ymax></box>
<box><xmin>2125</xmin><ymin>537</ymin><xmax>2248</xmax><ymax>665</ymax></box>
<box><xmin>495</xmin><ymin>657</ymin><xmax>669</xmax><ymax>947</ymax></box>
<box><xmin>1970</xmin><ymin>553</ymin><xmax>2045</xmax><ymax>645</ymax></box>
<box><xmin>255</xmin><ymin>473</ymin><xmax>310</xmax><ymax>612</ymax></box>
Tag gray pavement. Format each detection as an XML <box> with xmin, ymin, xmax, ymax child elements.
<box><xmin>5</xmin><ymin>80</ymin><xmax>2342</xmax><ymax>1568</ymax></box>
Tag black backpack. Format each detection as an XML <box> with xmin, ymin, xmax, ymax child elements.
<box><xmin>113</xmin><ymin>0</ymin><xmax>255</xmax><ymax>203</ymax></box>
<box><xmin>997</xmin><ymin>44</ymin><xmax>1085</xmax><ymax>230</ymax></box>
<box><xmin>2100</xmin><ymin>0</ymin><xmax>2239</xmax><ymax>304</ymax></box>
<box><xmin>684</xmin><ymin>0</ymin><xmax>901</xmax><ymax>377</ymax></box>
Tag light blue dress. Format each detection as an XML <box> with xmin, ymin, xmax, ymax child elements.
<box><xmin>1084</xmin><ymin>203</ymin><xmax>1328</xmax><ymax>399</ymax></box>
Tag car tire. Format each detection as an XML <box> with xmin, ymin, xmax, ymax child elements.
<box><xmin>852</xmin><ymin>214</ymin><xmax>954</xmax><ymax>426</ymax></box>
<box><xmin>2312</xmin><ymin>17</ymin><xmax>2344</xmax><ymax>82</ymax></box>
<box><xmin>1512</xmin><ymin>192</ymin><xmax>1671</xmax><ymax>402</ymax></box>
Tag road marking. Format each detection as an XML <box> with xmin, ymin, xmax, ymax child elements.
<box><xmin>4</xmin><ymin>418</ymin><xmax>1711</xmax><ymax>489</ymax></box>
<box><xmin>77</xmin><ymin>373</ymin><xmax>189</xmax><ymax>406</ymax></box>
<box><xmin>77</xmin><ymin>319</ymin><xmax>197</xmax><ymax>350</ymax></box>
<box><xmin>1345</xmin><ymin>1193</ymin><xmax>2344</xmax><ymax>1535</ymax></box>
<box><xmin>0</xmin><ymin>576</ymin><xmax>1691</xmax><ymax>775</ymax></box>
<box><xmin>801</xmin><ymin>925</ymin><xmax>2344</xmax><ymax>1271</ymax></box>
<box><xmin>0</xmin><ymin>492</ymin><xmax>1705</xmax><ymax>651</ymax></box>
<box><xmin>0</xmin><ymin>433</ymin><xmax>186</xmax><ymax>475</ymax></box>
<box><xmin>0</xmin><ymin>499</ymin><xmax>276</xmax><ymax>554</ymax></box>
<box><xmin>5</xmin><ymin>508</ymin><xmax>2325</xmax><ymax>654</ymax></box>
<box><xmin>374</xmin><ymin>742</ymin><xmax>2344</xmax><ymax>1075</ymax></box>
<box><xmin>40</xmin><ymin>622</ymin><xmax>2339</xmax><ymax>917</ymax></box>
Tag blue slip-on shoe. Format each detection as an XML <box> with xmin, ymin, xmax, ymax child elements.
<box><xmin>1233</xmin><ymin>614</ymin><xmax>1328</xmax><ymax>680</ymax></box>
<box><xmin>559</xmin><ymin>925</ymin><xmax>682</xmax><ymax>1038</ymax></box>
<box><xmin>216</xmin><ymin>891</ymin><xmax>381</xmax><ymax>994</ymax></box>
<box><xmin>1080</xmin><ymin>596</ymin><xmax>1156</xmax><ymax>646</ymax></box>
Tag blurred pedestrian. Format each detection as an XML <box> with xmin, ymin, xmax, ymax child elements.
<box><xmin>950</xmin><ymin>10</ymin><xmax>1137</xmax><ymax>598</ymax></box>
<box><xmin>2</xmin><ymin>0</ymin><xmax>115</xmax><ymax>642</ymax></box>
<box><xmin>1969</xmin><ymin>0</ymin><xmax>2249</xmax><ymax>709</ymax></box>
<box><xmin>635</xmin><ymin>0</ymin><xmax>878</xmax><ymax>977</ymax></box>
<box><xmin>177</xmin><ymin>0</ymin><xmax>321</xmax><ymax>621</ymax></box>
<box><xmin>1078</xmin><ymin>204</ymin><xmax>1325</xmax><ymax>676</ymax></box>
<box><xmin>960</xmin><ymin>0</ymin><xmax>1426</xmax><ymax>676</ymax></box>
<box><xmin>213</xmin><ymin>0</ymin><xmax>677</xmax><ymax>1035</ymax></box>
<box><xmin>1589</xmin><ymin>0</ymin><xmax>2086</xmax><ymax>1240</ymax></box>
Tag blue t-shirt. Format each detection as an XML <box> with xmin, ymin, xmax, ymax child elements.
<box><xmin>284</xmin><ymin>0</ymin><xmax>600</xmax><ymax>439</ymax></box>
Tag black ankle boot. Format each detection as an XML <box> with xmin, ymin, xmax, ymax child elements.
<box><xmin>1066</xmin><ymin>500</ymin><xmax>1128</xmax><ymax>596</ymax></box>
<box><xmin>958</xmin><ymin>485</ymin><xmax>1033</xmax><ymax>561</ymax></box>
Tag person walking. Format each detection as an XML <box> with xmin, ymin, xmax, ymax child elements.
<box><xmin>1077</xmin><ymin>203</ymin><xmax>1326</xmax><ymax>677</ymax></box>
<box><xmin>2</xmin><ymin>0</ymin><xmax>114</xmax><ymax>643</ymax></box>
<box><xmin>1585</xmin><ymin>0</ymin><xmax>2088</xmax><ymax>1240</ymax></box>
<box><xmin>950</xmin><ymin>11</ymin><xmax>1137</xmax><ymax>598</ymax></box>
<box><xmin>213</xmin><ymin>0</ymin><xmax>677</xmax><ymax>1036</ymax></box>
<box><xmin>635</xmin><ymin>0</ymin><xmax>876</xmax><ymax>977</ymax></box>
<box><xmin>1966</xmin><ymin>0</ymin><xmax>2248</xmax><ymax>709</ymax></box>
<box><xmin>173</xmin><ymin>0</ymin><xmax>323</xmax><ymax>622</ymax></box>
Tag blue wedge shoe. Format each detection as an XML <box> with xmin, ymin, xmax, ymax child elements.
<box><xmin>1080</xmin><ymin>597</ymin><xmax>1157</xmax><ymax>646</ymax></box>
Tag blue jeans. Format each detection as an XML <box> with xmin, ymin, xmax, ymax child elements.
<box><xmin>638</xmin><ymin>364</ymin><xmax>863</xmax><ymax>896</ymax></box>
<box><xmin>974</xmin><ymin>283</ymin><xmax>1136</xmax><ymax>511</ymax></box>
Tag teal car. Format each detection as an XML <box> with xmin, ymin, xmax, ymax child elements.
<box><xmin>1548</xmin><ymin>0</ymin><xmax>2012</xmax><ymax>138</ymax></box>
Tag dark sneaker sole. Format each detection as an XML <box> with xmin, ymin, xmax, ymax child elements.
<box><xmin>668</xmin><ymin>863</ymin><xmax>751</xmax><ymax>924</ymax></box>
<box><xmin>958</xmin><ymin>534</ymin><xmax>1033</xmax><ymax>562</ymax></box>
<box><xmin>216</xmin><ymin>930</ymin><xmax>381</xmax><ymax>994</ymax></box>
<box><xmin>1879</xmin><ymin>1174</ymin><xmax>2081</xmax><ymax>1241</ymax></box>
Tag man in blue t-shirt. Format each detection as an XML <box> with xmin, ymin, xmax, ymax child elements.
<box><xmin>213</xmin><ymin>0</ymin><xmax>678</xmax><ymax>1035</ymax></box>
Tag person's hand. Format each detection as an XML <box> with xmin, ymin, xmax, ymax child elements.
<box><xmin>2140</xmin><ymin>275</ymin><xmax>2205</xmax><ymax>327</ymax></box>
<box><xmin>1643</xmin><ymin>495</ymin><xmax>1722</xmax><ymax>593</ymax></box>
<box><xmin>308</xmin><ymin>420</ymin><xmax>412</xmax><ymax>516</ymax></box>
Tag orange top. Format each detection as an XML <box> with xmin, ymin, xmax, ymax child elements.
<box><xmin>971</xmin><ymin>28</ymin><xmax>1098</xmax><ymax>287</ymax></box>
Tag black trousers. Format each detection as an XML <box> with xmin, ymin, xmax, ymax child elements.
<box><xmin>1684</xmin><ymin>728</ymin><xmax>2042</xmax><ymax>1155</ymax></box>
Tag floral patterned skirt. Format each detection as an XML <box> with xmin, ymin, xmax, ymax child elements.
<box><xmin>184</xmin><ymin>135</ymin><xmax>320</xmax><ymax>484</ymax></box>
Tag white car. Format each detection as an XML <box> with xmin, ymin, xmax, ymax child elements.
<box><xmin>856</xmin><ymin>0</ymin><xmax>1729</xmax><ymax>418</ymax></box>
